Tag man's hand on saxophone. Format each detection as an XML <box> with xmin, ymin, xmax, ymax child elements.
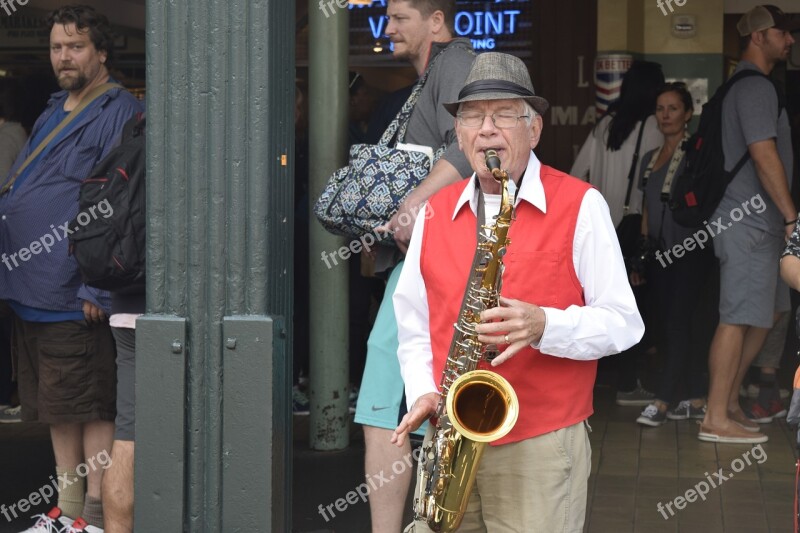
<box><xmin>390</xmin><ymin>392</ymin><xmax>439</xmax><ymax>447</ymax></box>
<box><xmin>474</xmin><ymin>295</ymin><xmax>546</xmax><ymax>366</ymax></box>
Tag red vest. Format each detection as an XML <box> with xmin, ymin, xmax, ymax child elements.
<box><xmin>420</xmin><ymin>165</ymin><xmax>596</xmax><ymax>445</ymax></box>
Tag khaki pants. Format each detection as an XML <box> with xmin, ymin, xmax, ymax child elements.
<box><xmin>406</xmin><ymin>421</ymin><xmax>591</xmax><ymax>533</ymax></box>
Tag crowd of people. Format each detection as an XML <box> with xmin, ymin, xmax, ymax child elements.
<box><xmin>305</xmin><ymin>1</ymin><xmax>799</xmax><ymax>532</ymax></box>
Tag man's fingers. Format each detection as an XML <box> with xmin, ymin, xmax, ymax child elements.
<box><xmin>479</xmin><ymin>304</ymin><xmax>519</xmax><ymax>323</ymax></box>
<box><xmin>391</xmin><ymin>428</ymin><xmax>406</xmax><ymax>447</ymax></box>
<box><xmin>497</xmin><ymin>295</ymin><xmax>518</xmax><ymax>307</ymax></box>
<box><xmin>81</xmin><ymin>301</ymin><xmax>107</xmax><ymax>324</ymax></box>
<box><xmin>392</xmin><ymin>433</ymin><xmax>405</xmax><ymax>447</ymax></box>
<box><xmin>490</xmin><ymin>343</ymin><xmax>523</xmax><ymax>366</ymax></box>
<box><xmin>475</xmin><ymin>314</ymin><xmax>522</xmax><ymax>335</ymax></box>
<box><xmin>392</xmin><ymin>412</ymin><xmax>416</xmax><ymax>447</ymax></box>
<box><xmin>477</xmin><ymin>332</ymin><xmax>509</xmax><ymax>345</ymax></box>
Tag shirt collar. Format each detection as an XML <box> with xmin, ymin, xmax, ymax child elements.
<box><xmin>427</xmin><ymin>37</ymin><xmax>472</xmax><ymax>65</ymax></box>
<box><xmin>451</xmin><ymin>151</ymin><xmax>546</xmax><ymax>220</ymax></box>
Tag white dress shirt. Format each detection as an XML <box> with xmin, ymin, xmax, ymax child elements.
<box><xmin>394</xmin><ymin>151</ymin><xmax>645</xmax><ymax>409</ymax></box>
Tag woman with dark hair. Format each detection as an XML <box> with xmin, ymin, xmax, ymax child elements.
<box><xmin>571</xmin><ymin>61</ymin><xmax>665</xmax><ymax>406</ymax></box>
<box><xmin>571</xmin><ymin>61</ymin><xmax>665</xmax><ymax>226</ymax></box>
<box><xmin>0</xmin><ymin>78</ymin><xmax>27</xmax><ymax>179</ymax></box>
<box><xmin>632</xmin><ymin>83</ymin><xmax>714</xmax><ymax>426</ymax></box>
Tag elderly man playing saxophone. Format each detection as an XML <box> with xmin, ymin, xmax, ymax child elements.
<box><xmin>390</xmin><ymin>52</ymin><xmax>644</xmax><ymax>532</ymax></box>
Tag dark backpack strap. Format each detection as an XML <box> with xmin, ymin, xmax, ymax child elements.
<box><xmin>623</xmin><ymin>118</ymin><xmax>647</xmax><ymax>213</ymax></box>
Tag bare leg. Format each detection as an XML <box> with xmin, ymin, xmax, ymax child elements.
<box><xmin>82</xmin><ymin>420</ymin><xmax>115</xmax><ymax>499</ymax></box>
<box><xmin>51</xmin><ymin>423</ymin><xmax>83</xmax><ymax>469</ymax></box>
<box><xmin>103</xmin><ymin>440</ymin><xmax>134</xmax><ymax>533</ymax></box>
<box><xmin>727</xmin><ymin>325</ymin><xmax>770</xmax><ymax>414</ymax></box>
<box><xmin>363</xmin><ymin>425</ymin><xmax>412</xmax><ymax>533</ymax></box>
<box><xmin>704</xmin><ymin>323</ymin><xmax>745</xmax><ymax>427</ymax></box>
<box><xmin>702</xmin><ymin>321</ymin><xmax>765</xmax><ymax>436</ymax></box>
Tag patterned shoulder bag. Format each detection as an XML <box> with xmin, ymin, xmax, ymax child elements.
<box><xmin>314</xmin><ymin>43</ymin><xmax>466</xmax><ymax>242</ymax></box>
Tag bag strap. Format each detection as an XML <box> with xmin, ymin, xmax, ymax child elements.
<box><xmin>379</xmin><ymin>42</ymin><xmax>472</xmax><ymax>146</ymax></box>
<box><xmin>622</xmin><ymin>118</ymin><xmax>647</xmax><ymax>213</ymax></box>
<box><xmin>0</xmin><ymin>82</ymin><xmax>122</xmax><ymax>196</ymax></box>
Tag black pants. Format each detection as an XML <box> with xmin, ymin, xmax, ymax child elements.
<box><xmin>610</xmin><ymin>283</ymin><xmax>650</xmax><ymax>392</ymax></box>
<box><xmin>651</xmin><ymin>246</ymin><xmax>718</xmax><ymax>404</ymax></box>
<box><xmin>0</xmin><ymin>301</ymin><xmax>13</xmax><ymax>405</ymax></box>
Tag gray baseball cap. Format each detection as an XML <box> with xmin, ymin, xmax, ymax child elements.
<box><xmin>737</xmin><ymin>5</ymin><xmax>800</xmax><ymax>36</ymax></box>
<box><xmin>444</xmin><ymin>52</ymin><xmax>549</xmax><ymax>117</ymax></box>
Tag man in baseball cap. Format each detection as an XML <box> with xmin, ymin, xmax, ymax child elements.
<box><xmin>699</xmin><ymin>6</ymin><xmax>796</xmax><ymax>445</ymax></box>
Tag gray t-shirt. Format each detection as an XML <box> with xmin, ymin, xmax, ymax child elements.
<box><xmin>376</xmin><ymin>39</ymin><xmax>475</xmax><ymax>273</ymax></box>
<box><xmin>404</xmin><ymin>38</ymin><xmax>475</xmax><ymax>178</ymax></box>
<box><xmin>638</xmin><ymin>149</ymin><xmax>696</xmax><ymax>249</ymax></box>
<box><xmin>715</xmin><ymin>61</ymin><xmax>793</xmax><ymax>235</ymax></box>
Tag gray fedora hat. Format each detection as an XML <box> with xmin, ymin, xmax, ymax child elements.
<box><xmin>444</xmin><ymin>52</ymin><xmax>549</xmax><ymax>117</ymax></box>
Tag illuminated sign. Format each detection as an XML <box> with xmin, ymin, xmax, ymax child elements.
<box><xmin>348</xmin><ymin>0</ymin><xmax>532</xmax><ymax>57</ymax></box>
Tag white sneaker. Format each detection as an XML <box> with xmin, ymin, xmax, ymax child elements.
<box><xmin>0</xmin><ymin>405</ymin><xmax>22</xmax><ymax>423</ymax></box>
<box><xmin>19</xmin><ymin>507</ymin><xmax>73</xmax><ymax>533</ymax></box>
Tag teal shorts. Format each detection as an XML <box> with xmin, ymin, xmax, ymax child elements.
<box><xmin>354</xmin><ymin>261</ymin><xmax>427</xmax><ymax>436</ymax></box>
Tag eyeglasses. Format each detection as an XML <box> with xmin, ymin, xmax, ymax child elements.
<box><xmin>456</xmin><ymin>112</ymin><xmax>530</xmax><ymax>129</ymax></box>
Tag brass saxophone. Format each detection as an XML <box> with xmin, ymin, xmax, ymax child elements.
<box><xmin>413</xmin><ymin>149</ymin><xmax>519</xmax><ymax>532</ymax></box>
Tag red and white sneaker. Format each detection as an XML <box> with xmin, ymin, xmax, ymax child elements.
<box><xmin>65</xmin><ymin>518</ymin><xmax>103</xmax><ymax>533</ymax></box>
<box><xmin>748</xmin><ymin>400</ymin><xmax>788</xmax><ymax>423</ymax></box>
<box><xmin>19</xmin><ymin>507</ymin><xmax>73</xmax><ymax>533</ymax></box>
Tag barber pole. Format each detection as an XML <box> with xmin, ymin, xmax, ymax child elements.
<box><xmin>594</xmin><ymin>54</ymin><xmax>633</xmax><ymax>115</ymax></box>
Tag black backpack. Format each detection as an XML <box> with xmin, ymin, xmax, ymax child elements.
<box><xmin>669</xmin><ymin>70</ymin><xmax>782</xmax><ymax>227</ymax></box>
<box><xmin>69</xmin><ymin>113</ymin><xmax>146</xmax><ymax>293</ymax></box>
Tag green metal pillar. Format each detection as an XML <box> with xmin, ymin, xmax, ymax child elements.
<box><xmin>138</xmin><ymin>0</ymin><xmax>294</xmax><ymax>531</ymax></box>
<box><xmin>308</xmin><ymin>0</ymin><xmax>350</xmax><ymax>450</ymax></box>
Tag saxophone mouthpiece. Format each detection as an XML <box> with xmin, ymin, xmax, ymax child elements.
<box><xmin>485</xmin><ymin>150</ymin><xmax>501</xmax><ymax>172</ymax></box>
<box><xmin>484</xmin><ymin>150</ymin><xmax>505</xmax><ymax>182</ymax></box>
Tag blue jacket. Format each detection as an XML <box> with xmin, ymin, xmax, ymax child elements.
<box><xmin>0</xmin><ymin>85</ymin><xmax>142</xmax><ymax>314</ymax></box>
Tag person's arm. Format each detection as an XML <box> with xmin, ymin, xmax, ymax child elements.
<box><xmin>780</xmin><ymin>255</ymin><xmax>800</xmax><ymax>291</ymax></box>
<box><xmin>477</xmin><ymin>189</ymin><xmax>644</xmax><ymax>362</ymax></box>
<box><xmin>376</xmin><ymin>156</ymin><xmax>463</xmax><ymax>253</ymax></box>
<box><xmin>391</xmin><ymin>204</ymin><xmax>440</xmax><ymax>445</ymax></box>
<box><xmin>750</xmin><ymin>139</ymin><xmax>795</xmax><ymax>238</ymax></box>
<box><xmin>780</xmin><ymin>220</ymin><xmax>800</xmax><ymax>290</ymax></box>
<box><xmin>733</xmin><ymin>77</ymin><xmax>795</xmax><ymax>237</ymax></box>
